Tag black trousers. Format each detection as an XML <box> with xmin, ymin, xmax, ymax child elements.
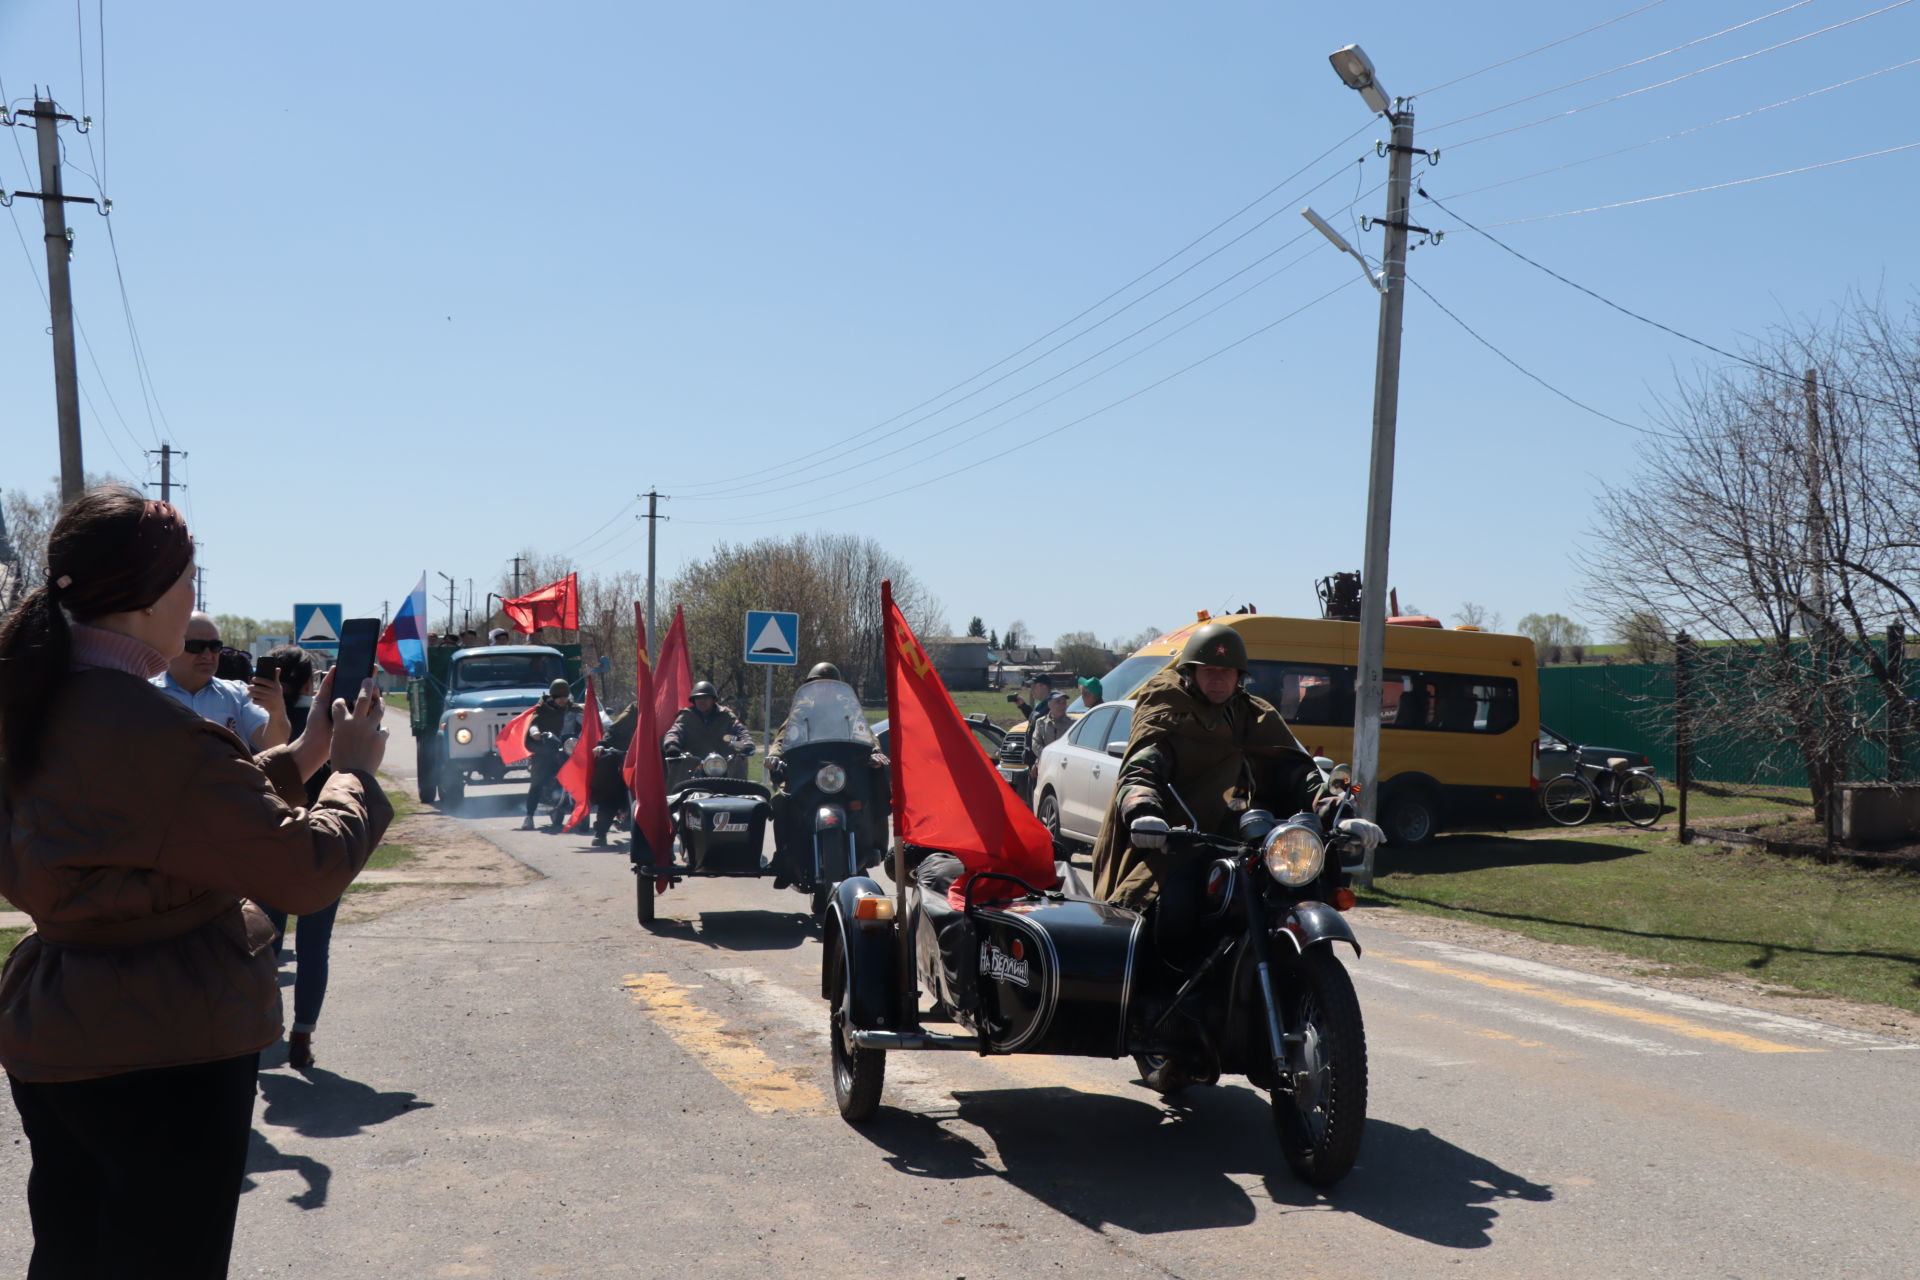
<box><xmin>8</xmin><ymin>1052</ymin><xmax>260</xmax><ymax>1280</ymax></box>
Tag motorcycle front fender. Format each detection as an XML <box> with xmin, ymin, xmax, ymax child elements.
<box><xmin>822</xmin><ymin>876</ymin><xmax>899</xmax><ymax>1031</ymax></box>
<box><xmin>1274</xmin><ymin>900</ymin><xmax>1362</xmax><ymax>957</ymax></box>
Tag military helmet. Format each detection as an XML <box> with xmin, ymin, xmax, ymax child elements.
<box><xmin>548</xmin><ymin>678</ymin><xmax>572</xmax><ymax>698</ymax></box>
<box><xmin>804</xmin><ymin>662</ymin><xmax>842</xmax><ymax>683</ymax></box>
<box><xmin>1175</xmin><ymin>622</ymin><xmax>1248</xmax><ymax>673</ymax></box>
<box><xmin>689</xmin><ymin>680</ymin><xmax>718</xmax><ymax>702</ymax></box>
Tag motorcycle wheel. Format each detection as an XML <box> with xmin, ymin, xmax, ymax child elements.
<box><xmin>1271</xmin><ymin>947</ymin><xmax>1368</xmax><ymax>1189</ymax></box>
<box><xmin>828</xmin><ymin>943</ymin><xmax>884</xmax><ymax>1121</ymax></box>
<box><xmin>635</xmin><ymin>865</ymin><xmax>656</xmax><ymax>925</ymax></box>
<box><xmin>810</xmin><ymin>883</ymin><xmax>831</xmax><ymax>921</ymax></box>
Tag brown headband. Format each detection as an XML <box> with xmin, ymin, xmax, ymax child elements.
<box><xmin>48</xmin><ymin>499</ymin><xmax>195</xmax><ymax>616</ymax></box>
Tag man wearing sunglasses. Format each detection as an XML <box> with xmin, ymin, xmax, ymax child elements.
<box><xmin>152</xmin><ymin>612</ymin><xmax>291</xmax><ymax>749</ymax></box>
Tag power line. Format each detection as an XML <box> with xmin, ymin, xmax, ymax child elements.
<box><xmin>1429</xmin><ymin>56</ymin><xmax>1920</xmax><ymax>205</ymax></box>
<box><xmin>1413</xmin><ymin>2</ymin><xmax>1670</xmax><ymax>97</ymax></box>
<box><xmin>1468</xmin><ymin>141</ymin><xmax>1920</xmax><ymax>227</ymax></box>
<box><xmin>1435</xmin><ymin>0</ymin><xmax>1914</xmax><ymax>153</ymax></box>
<box><xmin>1426</xmin><ymin>0</ymin><xmax>1816</xmax><ymax>132</ymax></box>
<box><xmin>1420</xmin><ymin>190</ymin><xmax>1920</xmax><ymax>416</ymax></box>
<box><xmin>1405</xmin><ymin>273</ymin><xmax>1679</xmax><ymax>440</ymax></box>
<box><xmin>665</xmin><ymin>119</ymin><xmax>1376</xmax><ymax>496</ymax></box>
<box><xmin>680</xmin><ymin>274</ymin><xmax>1361</xmax><ymax>530</ymax></box>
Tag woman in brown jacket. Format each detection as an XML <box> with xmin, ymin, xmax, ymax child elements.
<box><xmin>0</xmin><ymin>488</ymin><xmax>392</xmax><ymax>1279</ymax></box>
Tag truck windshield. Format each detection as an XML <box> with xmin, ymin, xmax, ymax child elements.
<box><xmin>450</xmin><ymin>653</ymin><xmax>567</xmax><ymax>690</ymax></box>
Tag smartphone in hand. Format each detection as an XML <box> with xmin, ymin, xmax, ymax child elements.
<box><xmin>253</xmin><ymin>654</ymin><xmax>282</xmax><ymax>685</ymax></box>
<box><xmin>327</xmin><ymin>618</ymin><xmax>381</xmax><ymax>720</ymax></box>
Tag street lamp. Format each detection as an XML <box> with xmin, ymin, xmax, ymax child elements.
<box><xmin>1319</xmin><ymin>43</ymin><xmax>1416</xmax><ymax>887</ymax></box>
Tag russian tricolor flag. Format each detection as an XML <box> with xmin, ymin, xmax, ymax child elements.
<box><xmin>377</xmin><ymin>572</ymin><xmax>430</xmax><ymax>677</ymax></box>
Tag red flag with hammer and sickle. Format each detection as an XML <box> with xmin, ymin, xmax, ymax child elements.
<box><xmin>883</xmin><ymin>580</ymin><xmax>1056</xmax><ymax>906</ymax></box>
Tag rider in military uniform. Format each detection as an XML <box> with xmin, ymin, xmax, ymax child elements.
<box><xmin>765</xmin><ymin>662</ymin><xmax>889</xmax><ymax>889</ymax></box>
<box><xmin>1090</xmin><ymin>622</ymin><xmax>1382</xmax><ymax>918</ymax></box>
<box><xmin>662</xmin><ymin>681</ymin><xmax>756</xmax><ymax>765</ymax></box>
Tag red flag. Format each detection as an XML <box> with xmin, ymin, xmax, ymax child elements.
<box><xmin>652</xmin><ymin>605</ymin><xmax>692</xmax><ymax>732</ymax></box>
<box><xmin>883</xmin><ymin>580</ymin><xmax>1056</xmax><ymax>906</ymax></box>
<box><xmin>555</xmin><ymin>677</ymin><xmax>604</xmax><ymax>832</ymax></box>
<box><xmin>502</xmin><ymin>573</ymin><xmax>579</xmax><ymax>634</ymax></box>
<box><xmin>496</xmin><ymin>704</ymin><xmax>537</xmax><ymax>766</ymax></box>
<box><xmin>623</xmin><ymin>603</ymin><xmax>673</xmax><ymax>893</ymax></box>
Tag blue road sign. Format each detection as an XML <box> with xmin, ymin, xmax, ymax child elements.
<box><xmin>744</xmin><ymin>610</ymin><xmax>799</xmax><ymax>666</ymax></box>
<box><xmin>293</xmin><ymin>603</ymin><xmax>344</xmax><ymax>650</ymax></box>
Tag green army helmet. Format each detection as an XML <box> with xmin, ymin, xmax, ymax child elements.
<box><xmin>804</xmin><ymin>662</ymin><xmax>842</xmax><ymax>683</ymax></box>
<box><xmin>1175</xmin><ymin>622</ymin><xmax>1248</xmax><ymax>673</ymax></box>
<box><xmin>689</xmin><ymin>680</ymin><xmax>718</xmax><ymax>701</ymax></box>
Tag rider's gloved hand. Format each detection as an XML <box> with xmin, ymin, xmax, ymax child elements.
<box><xmin>739</xmin><ymin>741</ymin><xmax>757</xmax><ymax>756</ymax></box>
<box><xmin>1129</xmin><ymin>815</ymin><xmax>1170</xmax><ymax>850</ymax></box>
<box><xmin>1336</xmin><ymin>818</ymin><xmax>1386</xmax><ymax>854</ymax></box>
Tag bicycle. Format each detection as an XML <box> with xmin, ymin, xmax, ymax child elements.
<box><xmin>1541</xmin><ymin>752</ymin><xmax>1664</xmax><ymax>828</ymax></box>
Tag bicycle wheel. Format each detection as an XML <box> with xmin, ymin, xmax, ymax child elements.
<box><xmin>1541</xmin><ymin>774</ymin><xmax>1597</xmax><ymax>826</ymax></box>
<box><xmin>1618</xmin><ymin>773</ymin><xmax>1664</xmax><ymax>827</ymax></box>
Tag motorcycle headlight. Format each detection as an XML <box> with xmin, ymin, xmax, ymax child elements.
<box><xmin>816</xmin><ymin>763</ymin><xmax>847</xmax><ymax>794</ymax></box>
<box><xmin>700</xmin><ymin>755</ymin><xmax>728</xmax><ymax>778</ymax></box>
<box><xmin>1262</xmin><ymin>822</ymin><xmax>1326</xmax><ymax>887</ymax></box>
<box><xmin>454</xmin><ymin>728</ymin><xmax>473</xmax><ymax>745</ymax></box>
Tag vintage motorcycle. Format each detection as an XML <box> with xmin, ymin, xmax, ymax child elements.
<box><xmin>765</xmin><ymin>678</ymin><xmax>891</xmax><ymax>919</ymax></box>
<box><xmin>822</xmin><ymin>770</ymin><xmax>1370</xmax><ymax>1188</ymax></box>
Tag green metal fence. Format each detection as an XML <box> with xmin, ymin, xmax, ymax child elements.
<box><xmin>1540</xmin><ymin>652</ymin><xmax>1916</xmax><ymax>787</ymax></box>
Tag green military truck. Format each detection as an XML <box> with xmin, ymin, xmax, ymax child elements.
<box><xmin>410</xmin><ymin>643</ymin><xmax>583</xmax><ymax>806</ymax></box>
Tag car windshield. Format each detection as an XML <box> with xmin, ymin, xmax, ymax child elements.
<box><xmin>780</xmin><ymin>680</ymin><xmax>875</xmax><ymax>747</ymax></box>
<box><xmin>1094</xmin><ymin>654</ymin><xmax>1172</xmax><ymax>702</ymax></box>
<box><xmin>450</xmin><ymin>653</ymin><xmax>567</xmax><ymax>690</ymax></box>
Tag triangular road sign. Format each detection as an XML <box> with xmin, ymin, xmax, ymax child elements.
<box><xmin>751</xmin><ymin>615</ymin><xmax>793</xmax><ymax>655</ymax></box>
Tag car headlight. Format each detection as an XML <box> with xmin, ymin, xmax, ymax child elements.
<box><xmin>454</xmin><ymin>727</ymin><xmax>473</xmax><ymax>745</ymax></box>
<box><xmin>1262</xmin><ymin>821</ymin><xmax>1326</xmax><ymax>887</ymax></box>
<box><xmin>816</xmin><ymin>763</ymin><xmax>847</xmax><ymax>794</ymax></box>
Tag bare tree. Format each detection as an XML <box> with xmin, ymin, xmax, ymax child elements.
<box><xmin>1454</xmin><ymin>602</ymin><xmax>1501</xmax><ymax>631</ymax></box>
<box><xmin>1582</xmin><ymin>296</ymin><xmax>1920</xmax><ymax>820</ymax></box>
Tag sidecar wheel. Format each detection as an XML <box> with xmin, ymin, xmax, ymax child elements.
<box><xmin>828</xmin><ymin>947</ymin><xmax>885</xmax><ymax>1121</ymax></box>
<box><xmin>1272</xmin><ymin>948</ymin><xmax>1368</xmax><ymax>1189</ymax></box>
<box><xmin>635</xmin><ymin>865</ymin><xmax>656</xmax><ymax>925</ymax></box>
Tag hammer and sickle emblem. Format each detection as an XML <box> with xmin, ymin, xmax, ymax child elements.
<box><xmin>893</xmin><ymin>617</ymin><xmax>934</xmax><ymax>680</ymax></box>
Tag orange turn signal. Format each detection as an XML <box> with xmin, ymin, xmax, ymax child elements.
<box><xmin>1332</xmin><ymin>888</ymin><xmax>1357</xmax><ymax>912</ymax></box>
<box><xmin>853</xmin><ymin>896</ymin><xmax>895</xmax><ymax>922</ymax></box>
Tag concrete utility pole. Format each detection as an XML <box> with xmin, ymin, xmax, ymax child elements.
<box><xmin>27</xmin><ymin>97</ymin><xmax>85</xmax><ymax>504</ymax></box>
<box><xmin>1324</xmin><ymin>46</ymin><xmax>1422</xmax><ymax>888</ymax></box>
<box><xmin>438</xmin><ymin>572</ymin><xmax>457</xmax><ymax>635</ymax></box>
<box><xmin>641</xmin><ymin>490</ymin><xmax>669</xmax><ymax>655</ymax></box>
<box><xmin>511</xmin><ymin>557</ymin><xmax>525</xmax><ymax>597</ymax></box>
<box><xmin>151</xmin><ymin>443</ymin><xmax>185</xmax><ymax>503</ymax></box>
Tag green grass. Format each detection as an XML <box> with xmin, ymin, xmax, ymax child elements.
<box><xmin>0</xmin><ymin>927</ymin><xmax>24</xmax><ymax>962</ymax></box>
<box><xmin>1363</xmin><ymin>831</ymin><xmax>1920</xmax><ymax>1013</ymax></box>
<box><xmin>365</xmin><ymin>843</ymin><xmax>422</xmax><ymax>871</ymax></box>
<box><xmin>383</xmin><ymin>692</ymin><xmax>409</xmax><ymax>711</ymax></box>
<box><xmin>379</xmin><ymin>773</ymin><xmax>417</xmax><ymax>824</ymax></box>
<box><xmin>1677</xmin><ymin>779</ymin><xmax>1814</xmax><ymax>820</ymax></box>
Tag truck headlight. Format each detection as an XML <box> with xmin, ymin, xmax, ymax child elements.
<box><xmin>454</xmin><ymin>727</ymin><xmax>473</xmax><ymax>745</ymax></box>
<box><xmin>816</xmin><ymin>763</ymin><xmax>847</xmax><ymax>794</ymax></box>
<box><xmin>1262</xmin><ymin>821</ymin><xmax>1325</xmax><ymax>887</ymax></box>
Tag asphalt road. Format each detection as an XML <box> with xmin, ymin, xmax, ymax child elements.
<box><xmin>2</xmin><ymin>716</ymin><xmax>1916</xmax><ymax>1279</ymax></box>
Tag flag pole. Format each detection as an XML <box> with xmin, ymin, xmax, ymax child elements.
<box><xmin>881</xmin><ymin>579</ymin><xmax>918</xmax><ymax>1035</ymax></box>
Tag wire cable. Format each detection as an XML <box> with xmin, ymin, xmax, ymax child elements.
<box><xmin>665</xmin><ymin>120</ymin><xmax>1376</xmax><ymax>494</ymax></box>
<box><xmin>1413</xmin><ymin>2</ymin><xmax>1670</xmax><ymax>97</ymax></box>
<box><xmin>678</xmin><ymin>274</ymin><xmax>1361</xmax><ymax>530</ymax></box>
<box><xmin>1426</xmin><ymin>0</ymin><xmax>1815</xmax><ymax>132</ymax></box>
<box><xmin>1421</xmin><ymin>190</ymin><xmax>1919</xmax><ymax>415</ymax></box>
<box><xmin>1406</xmin><ymin>273</ymin><xmax>1679</xmax><ymax>440</ymax></box>
<box><xmin>1467</xmin><ymin>142</ymin><xmax>1920</xmax><ymax>227</ymax></box>
<box><xmin>1430</xmin><ymin>56</ymin><xmax>1920</xmax><ymax>204</ymax></box>
<box><xmin>1436</xmin><ymin>0</ymin><xmax>1913</xmax><ymax>153</ymax></box>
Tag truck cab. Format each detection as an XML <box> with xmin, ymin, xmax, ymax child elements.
<box><xmin>411</xmin><ymin>643</ymin><xmax>582</xmax><ymax>806</ymax></box>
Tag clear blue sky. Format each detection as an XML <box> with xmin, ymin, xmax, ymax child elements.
<box><xmin>5</xmin><ymin>1</ymin><xmax>1915</xmax><ymax>648</ymax></box>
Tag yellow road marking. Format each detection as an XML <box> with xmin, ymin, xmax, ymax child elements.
<box><xmin>1384</xmin><ymin>956</ymin><xmax>1818</xmax><ymax>1054</ymax></box>
<box><xmin>621</xmin><ymin>974</ymin><xmax>829</xmax><ymax>1113</ymax></box>
<box><xmin>1416</xmin><ymin>1011</ymin><xmax>1549</xmax><ymax>1050</ymax></box>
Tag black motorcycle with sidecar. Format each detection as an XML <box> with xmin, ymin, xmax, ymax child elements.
<box><xmin>821</xmin><ymin>777</ymin><xmax>1371</xmax><ymax>1188</ymax></box>
<box><xmin>633</xmin><ymin>750</ymin><xmax>771</xmax><ymax>924</ymax></box>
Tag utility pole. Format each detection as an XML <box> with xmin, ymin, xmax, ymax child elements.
<box><xmin>464</xmin><ymin>578</ymin><xmax>473</xmax><ymax>630</ymax></box>
<box><xmin>22</xmin><ymin>97</ymin><xmax>87</xmax><ymax>503</ymax></box>
<box><xmin>1325</xmin><ymin>47</ymin><xmax>1421</xmax><ymax>889</ymax></box>
<box><xmin>438</xmin><ymin>572</ymin><xmax>457</xmax><ymax>635</ymax></box>
<box><xmin>149</xmin><ymin>443</ymin><xmax>185</xmax><ymax>503</ymax></box>
<box><xmin>641</xmin><ymin>490</ymin><xmax>670</xmax><ymax>653</ymax></box>
<box><xmin>511</xmin><ymin>556</ymin><xmax>525</xmax><ymax>597</ymax></box>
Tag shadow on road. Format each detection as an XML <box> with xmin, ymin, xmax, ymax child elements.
<box><xmin>643</xmin><ymin>908</ymin><xmax>816</xmax><ymax>951</ymax></box>
<box><xmin>243</xmin><ymin>1129</ymin><xmax>330</xmax><ymax>1209</ymax></box>
<box><xmin>855</xmin><ymin>1083</ymin><xmax>1548</xmax><ymax>1246</ymax></box>
<box><xmin>256</xmin><ymin>1067</ymin><xmax>433</xmax><ymax>1139</ymax></box>
<box><xmin>1374</xmin><ymin>836</ymin><xmax>1640</xmax><ymax>878</ymax></box>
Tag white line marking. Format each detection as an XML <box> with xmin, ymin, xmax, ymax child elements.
<box><xmin>1400</xmin><ymin>939</ymin><xmax>1908</xmax><ymax>1049</ymax></box>
<box><xmin>1362</xmin><ymin>967</ymin><xmax>1703</xmax><ymax>1057</ymax></box>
